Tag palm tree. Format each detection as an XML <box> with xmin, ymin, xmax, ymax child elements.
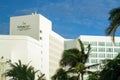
<box><xmin>106</xmin><ymin>7</ymin><xmax>120</xmax><ymax>41</ymax></box>
<box><xmin>99</xmin><ymin>53</ymin><xmax>120</xmax><ymax>80</ymax></box>
<box><xmin>51</xmin><ymin>68</ymin><xmax>78</xmax><ymax>80</ymax></box>
<box><xmin>37</xmin><ymin>73</ymin><xmax>45</xmax><ymax>80</ymax></box>
<box><xmin>51</xmin><ymin>68</ymin><xmax>69</xmax><ymax>80</ymax></box>
<box><xmin>87</xmin><ymin>71</ymin><xmax>100</xmax><ymax>80</ymax></box>
<box><xmin>60</xmin><ymin>39</ymin><xmax>99</xmax><ymax>80</ymax></box>
<box><xmin>6</xmin><ymin>60</ymin><xmax>45</xmax><ymax>80</ymax></box>
<box><xmin>68</xmin><ymin>76</ymin><xmax>78</xmax><ymax>80</ymax></box>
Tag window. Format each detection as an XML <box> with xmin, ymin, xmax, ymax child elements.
<box><xmin>99</xmin><ymin>59</ymin><xmax>104</xmax><ymax>64</ymax></box>
<box><xmin>106</xmin><ymin>42</ymin><xmax>113</xmax><ymax>46</ymax></box>
<box><xmin>91</xmin><ymin>59</ymin><xmax>98</xmax><ymax>63</ymax></box>
<box><xmin>98</xmin><ymin>48</ymin><xmax>105</xmax><ymax>52</ymax></box>
<box><xmin>90</xmin><ymin>53</ymin><xmax>97</xmax><ymax>58</ymax></box>
<box><xmin>114</xmin><ymin>48</ymin><xmax>120</xmax><ymax>53</ymax></box>
<box><xmin>106</xmin><ymin>54</ymin><xmax>113</xmax><ymax>58</ymax></box>
<box><xmin>90</xmin><ymin>42</ymin><xmax>97</xmax><ymax>46</ymax></box>
<box><xmin>91</xmin><ymin>47</ymin><xmax>97</xmax><ymax>52</ymax></box>
<box><xmin>84</xmin><ymin>48</ymin><xmax>88</xmax><ymax>51</ymax></box>
<box><xmin>115</xmin><ymin>42</ymin><xmax>120</xmax><ymax>47</ymax></box>
<box><xmin>114</xmin><ymin>54</ymin><xmax>118</xmax><ymax>58</ymax></box>
<box><xmin>83</xmin><ymin>41</ymin><xmax>89</xmax><ymax>46</ymax></box>
<box><xmin>99</xmin><ymin>53</ymin><xmax>105</xmax><ymax>58</ymax></box>
<box><xmin>98</xmin><ymin>42</ymin><xmax>105</xmax><ymax>46</ymax></box>
<box><xmin>106</xmin><ymin>48</ymin><xmax>113</xmax><ymax>52</ymax></box>
<box><xmin>40</xmin><ymin>37</ymin><xmax>42</xmax><ymax>40</ymax></box>
<box><xmin>40</xmin><ymin>30</ymin><xmax>42</xmax><ymax>33</ymax></box>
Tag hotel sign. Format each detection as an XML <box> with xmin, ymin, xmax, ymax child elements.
<box><xmin>17</xmin><ymin>22</ymin><xmax>31</xmax><ymax>31</ymax></box>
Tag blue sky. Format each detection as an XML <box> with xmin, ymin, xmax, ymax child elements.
<box><xmin>0</xmin><ymin>0</ymin><xmax>120</xmax><ymax>39</ymax></box>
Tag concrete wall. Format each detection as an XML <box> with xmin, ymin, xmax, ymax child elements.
<box><xmin>0</xmin><ymin>35</ymin><xmax>45</xmax><ymax>79</ymax></box>
<box><xmin>10</xmin><ymin>14</ymin><xmax>52</xmax><ymax>41</ymax></box>
<box><xmin>10</xmin><ymin>14</ymin><xmax>40</xmax><ymax>40</ymax></box>
<box><xmin>64</xmin><ymin>39</ymin><xmax>78</xmax><ymax>50</ymax></box>
<box><xmin>49</xmin><ymin>31</ymin><xmax>64</xmax><ymax>79</ymax></box>
<box><xmin>10</xmin><ymin>14</ymin><xmax>52</xmax><ymax>80</ymax></box>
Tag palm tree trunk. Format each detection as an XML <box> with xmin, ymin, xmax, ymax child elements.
<box><xmin>81</xmin><ymin>73</ymin><xmax>83</xmax><ymax>80</ymax></box>
<box><xmin>77</xmin><ymin>73</ymin><xmax>84</xmax><ymax>80</ymax></box>
<box><xmin>77</xmin><ymin>73</ymin><xmax>80</xmax><ymax>80</ymax></box>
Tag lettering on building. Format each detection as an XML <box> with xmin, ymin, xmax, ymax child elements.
<box><xmin>17</xmin><ymin>22</ymin><xmax>31</xmax><ymax>31</ymax></box>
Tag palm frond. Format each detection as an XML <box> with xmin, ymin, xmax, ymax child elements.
<box><xmin>106</xmin><ymin>7</ymin><xmax>120</xmax><ymax>42</ymax></box>
<box><xmin>51</xmin><ymin>68</ymin><xmax>69</xmax><ymax>80</ymax></box>
<box><xmin>60</xmin><ymin>48</ymin><xmax>80</xmax><ymax>67</ymax></box>
<box><xmin>37</xmin><ymin>74</ymin><xmax>45</xmax><ymax>80</ymax></box>
<box><xmin>6</xmin><ymin>60</ymin><xmax>43</xmax><ymax>80</ymax></box>
<box><xmin>109</xmin><ymin>7</ymin><xmax>120</xmax><ymax>20</ymax></box>
<box><xmin>78</xmin><ymin>39</ymin><xmax>85</xmax><ymax>54</ymax></box>
<box><xmin>83</xmin><ymin>44</ymin><xmax>91</xmax><ymax>63</ymax></box>
<box><xmin>85</xmin><ymin>63</ymin><xmax>100</xmax><ymax>69</ymax></box>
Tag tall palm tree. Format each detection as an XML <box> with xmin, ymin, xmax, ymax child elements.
<box><xmin>6</xmin><ymin>60</ymin><xmax>45</xmax><ymax>80</ymax></box>
<box><xmin>106</xmin><ymin>7</ymin><xmax>120</xmax><ymax>41</ymax></box>
<box><xmin>60</xmin><ymin>39</ymin><xmax>99</xmax><ymax>80</ymax></box>
<box><xmin>99</xmin><ymin>53</ymin><xmax>120</xmax><ymax>80</ymax></box>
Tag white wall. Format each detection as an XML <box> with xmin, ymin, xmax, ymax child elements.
<box><xmin>0</xmin><ymin>35</ymin><xmax>28</xmax><ymax>62</ymax></box>
<box><xmin>0</xmin><ymin>35</ymin><xmax>46</xmax><ymax>79</ymax></box>
<box><xmin>10</xmin><ymin>14</ymin><xmax>40</xmax><ymax>40</ymax></box>
<box><xmin>10</xmin><ymin>14</ymin><xmax>52</xmax><ymax>41</ymax></box>
<box><xmin>64</xmin><ymin>39</ymin><xmax>78</xmax><ymax>50</ymax></box>
<box><xmin>10</xmin><ymin>14</ymin><xmax>52</xmax><ymax>80</ymax></box>
<box><xmin>39</xmin><ymin>14</ymin><xmax>52</xmax><ymax>80</ymax></box>
<box><xmin>79</xmin><ymin>35</ymin><xmax>120</xmax><ymax>42</ymax></box>
<box><xmin>49</xmin><ymin>31</ymin><xmax>64</xmax><ymax>79</ymax></box>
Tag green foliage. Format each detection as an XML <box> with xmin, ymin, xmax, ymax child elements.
<box><xmin>6</xmin><ymin>60</ymin><xmax>45</xmax><ymax>80</ymax></box>
<box><xmin>51</xmin><ymin>68</ymin><xmax>78</xmax><ymax>80</ymax></box>
<box><xmin>99</xmin><ymin>53</ymin><xmax>120</xmax><ymax>80</ymax></box>
<box><xmin>60</xmin><ymin>48</ymin><xmax>80</xmax><ymax>67</ymax></box>
<box><xmin>88</xmin><ymin>73</ymin><xmax>99</xmax><ymax>80</ymax></box>
<box><xmin>106</xmin><ymin>7</ymin><xmax>120</xmax><ymax>41</ymax></box>
<box><xmin>52</xmin><ymin>39</ymin><xmax>99</xmax><ymax>80</ymax></box>
<box><xmin>87</xmin><ymin>53</ymin><xmax>120</xmax><ymax>80</ymax></box>
<box><xmin>51</xmin><ymin>68</ymin><xmax>69</xmax><ymax>80</ymax></box>
<box><xmin>87</xmin><ymin>71</ymin><xmax>100</xmax><ymax>80</ymax></box>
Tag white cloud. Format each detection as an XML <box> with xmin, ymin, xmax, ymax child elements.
<box><xmin>3</xmin><ymin>0</ymin><xmax>119</xmax><ymax>38</ymax></box>
<box><xmin>39</xmin><ymin>0</ymin><xmax>120</xmax><ymax>19</ymax></box>
<box><xmin>40</xmin><ymin>1</ymin><xmax>72</xmax><ymax>17</ymax></box>
<box><xmin>40</xmin><ymin>0</ymin><xmax>120</xmax><ymax>28</ymax></box>
<box><xmin>14</xmin><ymin>8</ymin><xmax>39</xmax><ymax>16</ymax></box>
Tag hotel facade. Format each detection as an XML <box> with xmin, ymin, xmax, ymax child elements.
<box><xmin>65</xmin><ymin>36</ymin><xmax>120</xmax><ymax>80</ymax></box>
<box><xmin>0</xmin><ymin>14</ymin><xmax>120</xmax><ymax>80</ymax></box>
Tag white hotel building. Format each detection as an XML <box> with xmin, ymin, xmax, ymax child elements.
<box><xmin>0</xmin><ymin>14</ymin><xmax>64</xmax><ymax>80</ymax></box>
<box><xmin>0</xmin><ymin>13</ymin><xmax>120</xmax><ymax>80</ymax></box>
<box><xmin>65</xmin><ymin>36</ymin><xmax>120</xmax><ymax>80</ymax></box>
